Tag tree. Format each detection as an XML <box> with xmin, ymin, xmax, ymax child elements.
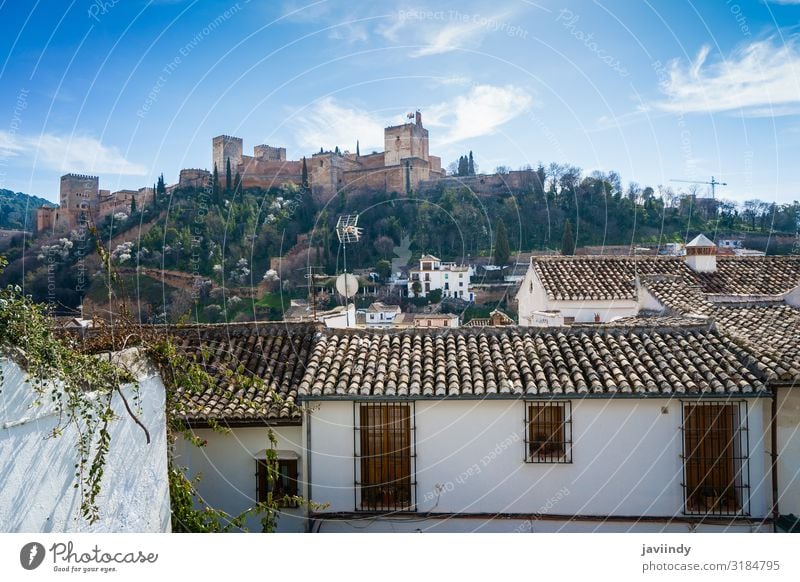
<box><xmin>376</xmin><ymin>259</ymin><xmax>391</xmax><ymax>280</ymax></box>
<box><xmin>468</xmin><ymin>151</ymin><xmax>475</xmax><ymax>175</ymax></box>
<box><xmin>234</xmin><ymin>171</ymin><xmax>242</xmax><ymax>195</ymax></box>
<box><xmin>156</xmin><ymin>173</ymin><xmax>166</xmax><ymax>197</ymax></box>
<box><xmin>212</xmin><ymin>163</ymin><xmax>221</xmax><ymax>204</ymax></box>
<box><xmin>225</xmin><ymin>157</ymin><xmax>232</xmax><ymax>193</ymax></box>
<box><xmin>411</xmin><ymin>280</ymin><xmax>422</xmax><ymax>297</ymax></box>
<box><xmin>356</xmin><ymin>140</ymin><xmax>360</xmax><ymax>157</ymax></box>
<box><xmin>130</xmin><ymin>195</ymin><xmax>137</xmax><ymax>215</ymax></box>
<box><xmin>457</xmin><ymin>156</ymin><xmax>468</xmax><ymax>176</ymax></box>
<box><xmin>374</xmin><ymin>235</ymin><xmax>395</xmax><ymax>259</ymax></box>
<box><xmin>561</xmin><ymin>219</ymin><xmax>575</xmax><ymax>255</ymax></box>
<box><xmin>301</xmin><ymin>157</ymin><xmax>309</xmax><ymax>190</ymax></box>
<box><xmin>493</xmin><ymin>220</ymin><xmax>510</xmax><ymax>266</ymax></box>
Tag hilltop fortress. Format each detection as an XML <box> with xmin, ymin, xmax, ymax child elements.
<box><xmin>181</xmin><ymin>111</ymin><xmax>445</xmax><ymax>200</ymax></box>
<box><xmin>36</xmin><ymin>174</ymin><xmax>153</xmax><ymax>233</ymax></box>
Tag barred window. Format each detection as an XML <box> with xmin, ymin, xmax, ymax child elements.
<box><xmin>355</xmin><ymin>402</ymin><xmax>415</xmax><ymax>511</ymax></box>
<box><xmin>682</xmin><ymin>401</ymin><xmax>749</xmax><ymax>516</ymax></box>
<box><xmin>525</xmin><ymin>401</ymin><xmax>572</xmax><ymax>463</ymax></box>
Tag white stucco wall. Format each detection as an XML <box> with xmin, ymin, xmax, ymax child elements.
<box><xmin>776</xmin><ymin>388</ymin><xmax>800</xmax><ymax>517</ymax></box>
<box><xmin>174</xmin><ymin>425</ymin><xmax>305</xmax><ymax>532</ymax></box>
<box><xmin>307</xmin><ymin>397</ymin><xmax>770</xmax><ymax>532</ymax></box>
<box><xmin>0</xmin><ymin>354</ymin><xmax>169</xmax><ymax>532</ymax></box>
<box><xmin>516</xmin><ymin>267</ymin><xmax>638</xmax><ymax>324</ymax></box>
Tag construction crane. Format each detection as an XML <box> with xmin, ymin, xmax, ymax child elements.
<box><xmin>670</xmin><ymin>176</ymin><xmax>727</xmax><ymax>199</ymax></box>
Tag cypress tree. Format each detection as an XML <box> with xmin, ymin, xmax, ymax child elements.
<box><xmin>494</xmin><ymin>220</ymin><xmax>510</xmax><ymax>266</ymax></box>
<box><xmin>468</xmin><ymin>151</ymin><xmax>475</xmax><ymax>175</ymax></box>
<box><xmin>157</xmin><ymin>173</ymin><xmax>166</xmax><ymax>196</ymax></box>
<box><xmin>561</xmin><ymin>219</ymin><xmax>575</xmax><ymax>256</ymax></box>
<box><xmin>356</xmin><ymin>140</ymin><xmax>360</xmax><ymax>157</ymax></box>
<box><xmin>130</xmin><ymin>195</ymin><xmax>137</xmax><ymax>215</ymax></box>
<box><xmin>225</xmin><ymin>157</ymin><xmax>232</xmax><ymax>193</ymax></box>
<box><xmin>301</xmin><ymin>157</ymin><xmax>309</xmax><ymax>189</ymax></box>
<box><xmin>212</xmin><ymin>163</ymin><xmax>220</xmax><ymax>204</ymax></box>
<box><xmin>234</xmin><ymin>171</ymin><xmax>242</xmax><ymax>194</ymax></box>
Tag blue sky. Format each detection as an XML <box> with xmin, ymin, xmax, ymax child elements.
<box><xmin>1</xmin><ymin>0</ymin><xmax>799</xmax><ymax>204</ymax></box>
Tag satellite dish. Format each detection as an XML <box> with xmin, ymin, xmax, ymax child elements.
<box><xmin>335</xmin><ymin>273</ymin><xmax>359</xmax><ymax>299</ymax></box>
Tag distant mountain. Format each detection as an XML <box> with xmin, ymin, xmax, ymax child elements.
<box><xmin>0</xmin><ymin>189</ymin><xmax>53</xmax><ymax>230</ymax></box>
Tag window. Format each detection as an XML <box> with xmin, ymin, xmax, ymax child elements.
<box><xmin>682</xmin><ymin>401</ymin><xmax>749</xmax><ymax>516</ymax></box>
<box><xmin>256</xmin><ymin>458</ymin><xmax>299</xmax><ymax>507</ymax></box>
<box><xmin>525</xmin><ymin>401</ymin><xmax>572</xmax><ymax>463</ymax></box>
<box><xmin>355</xmin><ymin>403</ymin><xmax>415</xmax><ymax>511</ymax></box>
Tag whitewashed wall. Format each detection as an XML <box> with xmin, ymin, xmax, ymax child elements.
<box><xmin>174</xmin><ymin>425</ymin><xmax>305</xmax><ymax>532</ymax></box>
<box><xmin>307</xmin><ymin>397</ymin><xmax>770</xmax><ymax>533</ymax></box>
<box><xmin>516</xmin><ymin>268</ymin><xmax>638</xmax><ymax>324</ymax></box>
<box><xmin>776</xmin><ymin>388</ymin><xmax>800</xmax><ymax>517</ymax></box>
<box><xmin>0</xmin><ymin>354</ymin><xmax>169</xmax><ymax>532</ymax></box>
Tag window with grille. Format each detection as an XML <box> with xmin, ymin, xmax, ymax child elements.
<box><xmin>355</xmin><ymin>402</ymin><xmax>415</xmax><ymax>511</ymax></box>
<box><xmin>681</xmin><ymin>401</ymin><xmax>749</xmax><ymax>516</ymax></box>
<box><xmin>256</xmin><ymin>458</ymin><xmax>298</xmax><ymax>507</ymax></box>
<box><xmin>525</xmin><ymin>401</ymin><xmax>572</xmax><ymax>463</ymax></box>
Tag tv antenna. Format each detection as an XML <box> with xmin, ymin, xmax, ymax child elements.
<box><xmin>670</xmin><ymin>176</ymin><xmax>727</xmax><ymax>200</ymax></box>
<box><xmin>335</xmin><ymin>214</ymin><xmax>362</xmax><ymax>326</ymax></box>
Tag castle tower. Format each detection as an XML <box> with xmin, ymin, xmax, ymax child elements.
<box><xmin>60</xmin><ymin>173</ymin><xmax>99</xmax><ymax>229</ymax></box>
<box><xmin>384</xmin><ymin>111</ymin><xmax>429</xmax><ymax>167</ymax></box>
<box><xmin>212</xmin><ymin>135</ymin><xmax>243</xmax><ymax>173</ymax></box>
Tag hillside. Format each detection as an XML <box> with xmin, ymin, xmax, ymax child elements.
<box><xmin>0</xmin><ymin>166</ymin><xmax>798</xmax><ymax>322</ymax></box>
<box><xmin>0</xmin><ymin>189</ymin><xmax>53</xmax><ymax>230</ymax></box>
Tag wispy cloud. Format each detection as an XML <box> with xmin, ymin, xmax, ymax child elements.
<box><xmin>426</xmin><ymin>84</ymin><xmax>533</xmax><ymax>145</ymax></box>
<box><xmin>379</xmin><ymin>8</ymin><xmax>523</xmax><ymax>58</ymax></box>
<box><xmin>291</xmin><ymin>97</ymin><xmax>384</xmax><ymax>152</ymax></box>
<box><xmin>654</xmin><ymin>38</ymin><xmax>800</xmax><ymax>116</ymax></box>
<box><xmin>0</xmin><ymin>131</ymin><xmax>147</xmax><ymax>175</ymax></box>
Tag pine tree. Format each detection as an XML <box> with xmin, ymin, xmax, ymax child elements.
<box><xmin>130</xmin><ymin>195</ymin><xmax>137</xmax><ymax>215</ymax></box>
<box><xmin>468</xmin><ymin>151</ymin><xmax>475</xmax><ymax>175</ymax></box>
<box><xmin>561</xmin><ymin>219</ymin><xmax>575</xmax><ymax>256</ymax></box>
<box><xmin>494</xmin><ymin>220</ymin><xmax>510</xmax><ymax>266</ymax></box>
<box><xmin>225</xmin><ymin>157</ymin><xmax>232</xmax><ymax>193</ymax></box>
<box><xmin>301</xmin><ymin>157</ymin><xmax>309</xmax><ymax>189</ymax></box>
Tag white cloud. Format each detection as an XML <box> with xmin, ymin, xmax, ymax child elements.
<box><xmin>291</xmin><ymin>97</ymin><xmax>385</xmax><ymax>152</ymax></box>
<box><xmin>379</xmin><ymin>8</ymin><xmax>518</xmax><ymax>58</ymax></box>
<box><xmin>654</xmin><ymin>38</ymin><xmax>800</xmax><ymax>116</ymax></box>
<box><xmin>0</xmin><ymin>131</ymin><xmax>146</xmax><ymax>175</ymax></box>
<box><xmin>410</xmin><ymin>18</ymin><xmax>489</xmax><ymax>57</ymax></box>
<box><xmin>426</xmin><ymin>84</ymin><xmax>533</xmax><ymax>145</ymax></box>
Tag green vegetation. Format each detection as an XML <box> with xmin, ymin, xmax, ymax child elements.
<box><xmin>0</xmin><ymin>189</ymin><xmax>52</xmax><ymax>230</ymax></box>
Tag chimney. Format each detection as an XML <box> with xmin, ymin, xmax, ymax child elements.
<box><xmin>685</xmin><ymin>234</ymin><xmax>717</xmax><ymax>273</ymax></box>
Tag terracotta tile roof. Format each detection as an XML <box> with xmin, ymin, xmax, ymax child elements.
<box><xmin>532</xmin><ymin>256</ymin><xmax>800</xmax><ymax>301</ymax></box>
<box><xmin>710</xmin><ymin>305</ymin><xmax>800</xmax><ymax>382</ymax></box>
<box><xmin>299</xmin><ymin>325</ymin><xmax>767</xmax><ymax>398</ymax></box>
<box><xmin>172</xmin><ymin>322</ymin><xmax>316</xmax><ymax>424</ymax></box>
<box><xmin>640</xmin><ymin>276</ymin><xmax>713</xmax><ymax>315</ymax></box>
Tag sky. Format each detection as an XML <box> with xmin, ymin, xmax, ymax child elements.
<box><xmin>0</xmin><ymin>0</ymin><xmax>799</xmax><ymax>205</ymax></box>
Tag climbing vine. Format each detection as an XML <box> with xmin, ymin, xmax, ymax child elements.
<box><xmin>1</xmin><ymin>252</ymin><xmax>317</xmax><ymax>531</ymax></box>
<box><xmin>0</xmin><ymin>257</ymin><xmax>138</xmax><ymax>523</ymax></box>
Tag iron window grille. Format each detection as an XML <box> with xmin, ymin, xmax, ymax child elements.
<box><xmin>354</xmin><ymin>402</ymin><xmax>416</xmax><ymax>512</ymax></box>
<box><xmin>525</xmin><ymin>401</ymin><xmax>572</xmax><ymax>463</ymax></box>
<box><xmin>681</xmin><ymin>400</ymin><xmax>750</xmax><ymax>517</ymax></box>
<box><xmin>256</xmin><ymin>458</ymin><xmax>299</xmax><ymax>507</ymax></box>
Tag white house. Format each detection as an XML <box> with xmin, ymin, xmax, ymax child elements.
<box><xmin>408</xmin><ymin>254</ymin><xmax>474</xmax><ymax>301</ymax></box>
<box><xmin>171</xmin><ymin>318</ymin><xmax>796</xmax><ymax>533</ymax></box>
<box><xmin>363</xmin><ymin>302</ymin><xmax>402</xmax><ymax>328</ymax></box>
<box><xmin>0</xmin><ymin>348</ymin><xmax>170</xmax><ymax>532</ymax></box>
<box><xmin>299</xmin><ymin>324</ymin><xmax>774</xmax><ymax>533</ymax></box>
<box><xmin>514</xmin><ymin>237</ymin><xmax>800</xmax><ymax>529</ymax></box>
